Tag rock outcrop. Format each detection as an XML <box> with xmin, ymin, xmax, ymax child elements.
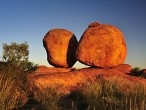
<box><xmin>43</xmin><ymin>29</ymin><xmax>78</xmax><ymax>68</ymax></box>
<box><xmin>28</xmin><ymin>65</ymin><xmax>145</xmax><ymax>94</ymax></box>
<box><xmin>35</xmin><ymin>65</ymin><xmax>72</xmax><ymax>75</ymax></box>
<box><xmin>76</xmin><ymin>22</ymin><xmax>127</xmax><ymax>67</ymax></box>
<box><xmin>113</xmin><ymin>64</ymin><xmax>132</xmax><ymax>73</ymax></box>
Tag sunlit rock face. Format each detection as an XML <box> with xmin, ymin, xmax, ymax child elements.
<box><xmin>28</xmin><ymin>64</ymin><xmax>144</xmax><ymax>94</ymax></box>
<box><xmin>76</xmin><ymin>22</ymin><xmax>127</xmax><ymax>67</ymax></box>
<box><xmin>43</xmin><ymin>29</ymin><xmax>78</xmax><ymax>68</ymax></box>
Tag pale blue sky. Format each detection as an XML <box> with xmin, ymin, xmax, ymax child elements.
<box><xmin>0</xmin><ymin>0</ymin><xmax>146</xmax><ymax>69</ymax></box>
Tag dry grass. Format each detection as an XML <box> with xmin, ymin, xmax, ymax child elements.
<box><xmin>1</xmin><ymin>65</ymin><xmax>146</xmax><ymax>110</ymax></box>
<box><xmin>80</xmin><ymin>76</ymin><xmax>146</xmax><ymax>110</ymax></box>
<box><xmin>33</xmin><ymin>86</ymin><xmax>63</xmax><ymax>110</ymax></box>
<box><xmin>0</xmin><ymin>73</ymin><xmax>28</xmax><ymax>110</ymax></box>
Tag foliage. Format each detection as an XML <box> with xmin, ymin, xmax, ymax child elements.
<box><xmin>3</xmin><ymin>42</ymin><xmax>28</xmax><ymax>62</ymax></box>
<box><xmin>130</xmin><ymin>67</ymin><xmax>141</xmax><ymax>76</ymax></box>
<box><xmin>130</xmin><ymin>67</ymin><xmax>146</xmax><ymax>78</ymax></box>
<box><xmin>2</xmin><ymin>42</ymin><xmax>37</xmax><ymax>71</ymax></box>
<box><xmin>0</xmin><ymin>42</ymin><xmax>37</xmax><ymax>82</ymax></box>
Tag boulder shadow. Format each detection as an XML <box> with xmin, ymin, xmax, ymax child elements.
<box><xmin>66</xmin><ymin>35</ymin><xmax>78</xmax><ymax>68</ymax></box>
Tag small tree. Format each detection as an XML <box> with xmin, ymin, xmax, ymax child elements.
<box><xmin>3</xmin><ymin>42</ymin><xmax>28</xmax><ymax>62</ymax></box>
<box><xmin>2</xmin><ymin>42</ymin><xmax>36</xmax><ymax>71</ymax></box>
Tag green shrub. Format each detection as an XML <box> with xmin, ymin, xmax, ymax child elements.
<box><xmin>2</xmin><ymin>42</ymin><xmax>37</xmax><ymax>73</ymax></box>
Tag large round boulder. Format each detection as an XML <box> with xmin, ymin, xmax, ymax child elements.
<box><xmin>76</xmin><ymin>22</ymin><xmax>127</xmax><ymax>67</ymax></box>
<box><xmin>43</xmin><ymin>29</ymin><xmax>78</xmax><ymax>68</ymax></box>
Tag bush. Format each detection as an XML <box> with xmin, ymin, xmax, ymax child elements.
<box><xmin>2</xmin><ymin>42</ymin><xmax>37</xmax><ymax>72</ymax></box>
<box><xmin>130</xmin><ymin>67</ymin><xmax>142</xmax><ymax>76</ymax></box>
<box><xmin>130</xmin><ymin>67</ymin><xmax>146</xmax><ymax>79</ymax></box>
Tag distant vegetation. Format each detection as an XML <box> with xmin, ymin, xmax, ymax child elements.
<box><xmin>130</xmin><ymin>67</ymin><xmax>146</xmax><ymax>78</ymax></box>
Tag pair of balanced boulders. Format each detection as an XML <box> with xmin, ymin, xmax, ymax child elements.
<box><xmin>43</xmin><ymin>22</ymin><xmax>127</xmax><ymax>68</ymax></box>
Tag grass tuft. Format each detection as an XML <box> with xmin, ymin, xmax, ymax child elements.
<box><xmin>33</xmin><ymin>86</ymin><xmax>62</xmax><ymax>110</ymax></box>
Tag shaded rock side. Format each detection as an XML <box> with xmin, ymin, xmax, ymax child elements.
<box><xmin>76</xmin><ymin>22</ymin><xmax>127</xmax><ymax>67</ymax></box>
<box><xmin>43</xmin><ymin>29</ymin><xmax>78</xmax><ymax>68</ymax></box>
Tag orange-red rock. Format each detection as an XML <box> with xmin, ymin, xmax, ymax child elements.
<box><xmin>28</xmin><ymin>66</ymin><xmax>146</xmax><ymax>94</ymax></box>
<box><xmin>34</xmin><ymin>65</ymin><xmax>72</xmax><ymax>75</ymax></box>
<box><xmin>76</xmin><ymin>22</ymin><xmax>127</xmax><ymax>67</ymax></box>
<box><xmin>113</xmin><ymin>64</ymin><xmax>132</xmax><ymax>73</ymax></box>
<box><xmin>43</xmin><ymin>29</ymin><xmax>78</xmax><ymax>68</ymax></box>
